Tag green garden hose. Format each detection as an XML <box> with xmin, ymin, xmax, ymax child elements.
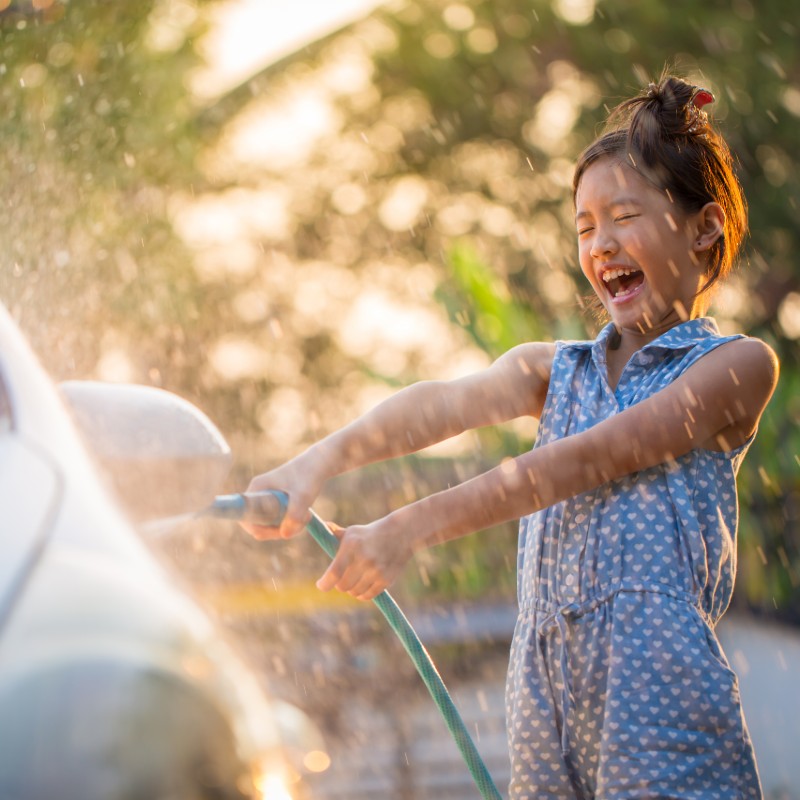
<box><xmin>209</xmin><ymin>489</ymin><xmax>503</xmax><ymax>800</ymax></box>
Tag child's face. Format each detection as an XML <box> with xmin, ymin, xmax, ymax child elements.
<box><xmin>575</xmin><ymin>157</ymin><xmax>708</xmax><ymax>334</ymax></box>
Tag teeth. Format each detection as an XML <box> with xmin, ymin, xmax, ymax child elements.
<box><xmin>602</xmin><ymin>268</ymin><xmax>636</xmax><ymax>283</ymax></box>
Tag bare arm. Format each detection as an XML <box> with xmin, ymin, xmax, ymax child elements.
<box><xmin>319</xmin><ymin>337</ymin><xmax>778</xmax><ymax>598</ymax></box>
<box><xmin>244</xmin><ymin>341</ymin><xmax>553</xmax><ymax>537</ymax></box>
<box><xmin>313</xmin><ymin>341</ymin><xmax>553</xmax><ymax>472</ymax></box>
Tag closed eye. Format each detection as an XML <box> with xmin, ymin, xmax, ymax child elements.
<box><xmin>577</xmin><ymin>226</ymin><xmax>594</xmax><ymax>236</ymax></box>
<box><xmin>616</xmin><ymin>213</ymin><xmax>639</xmax><ymax>223</ymax></box>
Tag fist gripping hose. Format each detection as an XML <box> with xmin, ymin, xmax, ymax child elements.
<box><xmin>209</xmin><ymin>489</ymin><xmax>503</xmax><ymax>800</ymax></box>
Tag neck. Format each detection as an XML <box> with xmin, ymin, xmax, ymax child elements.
<box><xmin>612</xmin><ymin>305</ymin><xmax>707</xmax><ymax>354</ymax></box>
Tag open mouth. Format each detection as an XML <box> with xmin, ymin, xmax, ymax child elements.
<box><xmin>602</xmin><ymin>267</ymin><xmax>644</xmax><ymax>299</ymax></box>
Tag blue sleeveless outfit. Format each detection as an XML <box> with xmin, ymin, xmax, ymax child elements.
<box><xmin>506</xmin><ymin>318</ymin><xmax>762</xmax><ymax>799</ymax></box>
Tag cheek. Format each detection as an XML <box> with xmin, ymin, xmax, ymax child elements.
<box><xmin>628</xmin><ymin>226</ymin><xmax>648</xmax><ymax>250</ymax></box>
<box><xmin>577</xmin><ymin>239</ymin><xmax>591</xmax><ymax>272</ymax></box>
<box><xmin>578</xmin><ymin>244</ymin><xmax>599</xmax><ymax>289</ymax></box>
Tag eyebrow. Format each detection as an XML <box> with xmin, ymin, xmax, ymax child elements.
<box><xmin>575</xmin><ymin>196</ymin><xmax>643</xmax><ymax>221</ymax></box>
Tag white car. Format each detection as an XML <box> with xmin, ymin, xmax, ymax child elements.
<box><xmin>0</xmin><ymin>302</ymin><xmax>324</xmax><ymax>800</ymax></box>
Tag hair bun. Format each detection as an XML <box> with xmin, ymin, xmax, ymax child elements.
<box><xmin>636</xmin><ymin>76</ymin><xmax>711</xmax><ymax>139</ymax></box>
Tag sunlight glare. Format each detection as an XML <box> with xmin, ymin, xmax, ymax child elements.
<box><xmin>553</xmin><ymin>0</ymin><xmax>595</xmax><ymax>25</ymax></box>
<box><xmin>191</xmin><ymin>0</ymin><xmax>388</xmax><ymax>99</ymax></box>
<box><xmin>215</xmin><ymin>90</ymin><xmax>342</xmax><ymax>172</ymax></box>
<box><xmin>331</xmin><ymin>182</ymin><xmax>368</xmax><ymax>215</ymax></box>
<box><xmin>378</xmin><ymin>176</ymin><xmax>429</xmax><ymax>231</ymax></box>
<box><xmin>337</xmin><ymin>288</ymin><xmax>453</xmax><ymax>360</ymax></box>
<box><xmin>424</xmin><ymin>31</ymin><xmax>457</xmax><ymax>59</ymax></box>
<box><xmin>436</xmin><ymin>197</ymin><xmax>478</xmax><ymax>236</ymax></box>
<box><xmin>524</xmin><ymin>89</ymin><xmax>580</xmax><ymax>154</ymax></box>
<box><xmin>443</xmin><ymin>3</ymin><xmax>475</xmax><ymax>31</ymax></box>
<box><xmin>193</xmin><ymin>241</ymin><xmax>261</xmax><ymax>282</ymax></box>
<box><xmin>255</xmin><ymin>771</ymin><xmax>293</xmax><ymax>800</ymax></box>
<box><xmin>170</xmin><ymin>188</ymin><xmax>290</xmax><ymax>246</ymax></box>
<box><xmin>145</xmin><ymin>0</ymin><xmax>197</xmax><ymax>53</ymax></box>
<box><xmin>781</xmin><ymin>86</ymin><xmax>800</xmax><ymax>117</ymax></box>
<box><xmin>257</xmin><ymin>387</ymin><xmax>310</xmax><ymax>452</ymax></box>
<box><xmin>466</xmin><ymin>26</ymin><xmax>499</xmax><ymax>54</ymax></box>
<box><xmin>209</xmin><ymin>337</ymin><xmax>270</xmax><ymax>382</ymax></box>
<box><xmin>303</xmin><ymin>749</ymin><xmax>332</xmax><ymax>773</ymax></box>
<box><xmin>319</xmin><ymin>47</ymin><xmax>374</xmax><ymax>96</ymax></box>
<box><xmin>95</xmin><ymin>346</ymin><xmax>136</xmax><ymax>383</ymax></box>
<box><xmin>778</xmin><ymin>292</ymin><xmax>800</xmax><ymax>339</ymax></box>
<box><xmin>479</xmin><ymin>203</ymin><xmax>516</xmax><ymax>237</ymax></box>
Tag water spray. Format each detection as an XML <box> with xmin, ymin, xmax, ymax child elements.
<box><xmin>203</xmin><ymin>489</ymin><xmax>503</xmax><ymax>800</ymax></box>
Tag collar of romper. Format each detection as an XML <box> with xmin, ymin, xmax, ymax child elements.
<box><xmin>558</xmin><ymin>316</ymin><xmax>722</xmax><ymax>362</ymax></box>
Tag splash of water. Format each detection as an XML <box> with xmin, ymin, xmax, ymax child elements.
<box><xmin>140</xmin><ymin>511</ymin><xmax>199</xmax><ymax>538</ymax></box>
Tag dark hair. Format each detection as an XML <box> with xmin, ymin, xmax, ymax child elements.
<box><xmin>573</xmin><ymin>72</ymin><xmax>747</xmax><ymax>307</ymax></box>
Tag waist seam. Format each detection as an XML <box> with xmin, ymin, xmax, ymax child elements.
<box><xmin>518</xmin><ymin>580</ymin><xmax>711</xmax><ymax>631</ymax></box>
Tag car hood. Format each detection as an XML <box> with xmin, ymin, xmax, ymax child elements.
<box><xmin>0</xmin><ymin>532</ymin><xmax>284</xmax><ymax>760</ymax></box>
<box><xmin>0</xmin><ymin>435</ymin><xmax>61</xmax><ymax>629</ymax></box>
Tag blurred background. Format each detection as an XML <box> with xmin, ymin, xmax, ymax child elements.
<box><xmin>0</xmin><ymin>0</ymin><xmax>798</xmax><ymax>797</ymax></box>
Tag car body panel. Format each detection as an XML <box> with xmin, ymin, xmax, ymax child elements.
<box><xmin>0</xmin><ymin>437</ymin><xmax>60</xmax><ymax>628</ymax></box>
<box><xmin>0</xmin><ymin>303</ymin><xmax>322</xmax><ymax>798</ymax></box>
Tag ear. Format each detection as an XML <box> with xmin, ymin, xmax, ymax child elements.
<box><xmin>692</xmin><ymin>202</ymin><xmax>725</xmax><ymax>252</ymax></box>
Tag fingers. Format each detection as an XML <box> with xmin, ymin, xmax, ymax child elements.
<box><xmin>279</xmin><ymin>511</ymin><xmax>309</xmax><ymax>540</ymax></box>
<box><xmin>243</xmin><ymin>471</ymin><xmax>313</xmax><ymax>540</ymax></box>
<box><xmin>349</xmin><ymin>573</ymin><xmax>386</xmax><ymax>601</ymax></box>
<box><xmin>315</xmin><ymin>559</ymin><xmax>342</xmax><ymax>593</ymax></box>
<box><xmin>275</xmin><ymin>494</ymin><xmax>309</xmax><ymax>539</ymax></box>
<box><xmin>316</xmin><ymin>567</ymin><xmax>386</xmax><ymax>601</ymax></box>
<box><xmin>325</xmin><ymin>521</ymin><xmax>346</xmax><ymax>539</ymax></box>
<box><xmin>238</xmin><ymin>520</ymin><xmax>282</xmax><ymax>541</ymax></box>
<box><xmin>316</xmin><ymin>545</ymin><xmax>388</xmax><ymax>601</ymax></box>
<box><xmin>237</xmin><ymin>484</ymin><xmax>310</xmax><ymax>540</ymax></box>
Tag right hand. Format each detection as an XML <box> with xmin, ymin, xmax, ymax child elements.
<box><xmin>315</xmin><ymin>515</ymin><xmax>412</xmax><ymax>601</ymax></box>
<box><xmin>239</xmin><ymin>455</ymin><xmax>326</xmax><ymax>541</ymax></box>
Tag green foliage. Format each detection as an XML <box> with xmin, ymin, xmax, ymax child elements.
<box><xmin>0</xmin><ymin>0</ymin><xmax>798</xmax><ymax>618</ymax></box>
<box><xmin>438</xmin><ymin>240</ymin><xmax>544</xmax><ymax>358</ymax></box>
<box><xmin>737</xmin><ymin>365</ymin><xmax>800</xmax><ymax>618</ymax></box>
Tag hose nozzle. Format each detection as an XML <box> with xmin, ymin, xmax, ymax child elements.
<box><xmin>208</xmin><ymin>489</ymin><xmax>288</xmax><ymax>527</ymax></box>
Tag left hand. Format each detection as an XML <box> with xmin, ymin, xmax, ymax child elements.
<box><xmin>316</xmin><ymin>516</ymin><xmax>413</xmax><ymax>601</ymax></box>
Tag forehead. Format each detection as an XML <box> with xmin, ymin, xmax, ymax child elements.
<box><xmin>575</xmin><ymin>157</ymin><xmax>667</xmax><ymax>212</ymax></box>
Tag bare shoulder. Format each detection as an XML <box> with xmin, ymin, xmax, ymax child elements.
<box><xmin>713</xmin><ymin>336</ymin><xmax>779</xmax><ymax>397</ymax></box>
<box><xmin>498</xmin><ymin>341</ymin><xmax>556</xmax><ymax>381</ymax></box>
<box><xmin>689</xmin><ymin>336</ymin><xmax>779</xmax><ymax>450</ymax></box>
<box><xmin>492</xmin><ymin>341</ymin><xmax>555</xmax><ymax>418</ymax></box>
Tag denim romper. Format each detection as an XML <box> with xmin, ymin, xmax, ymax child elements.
<box><xmin>506</xmin><ymin>318</ymin><xmax>762</xmax><ymax>799</ymax></box>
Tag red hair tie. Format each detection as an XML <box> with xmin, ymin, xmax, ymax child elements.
<box><xmin>692</xmin><ymin>88</ymin><xmax>714</xmax><ymax>110</ymax></box>
<box><xmin>688</xmin><ymin>88</ymin><xmax>714</xmax><ymax>134</ymax></box>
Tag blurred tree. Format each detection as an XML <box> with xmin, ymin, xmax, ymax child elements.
<box><xmin>0</xmin><ymin>0</ymin><xmax>212</xmax><ymax>384</ymax></box>
<box><xmin>0</xmin><ymin>0</ymin><xmax>797</xmax><ymax>620</ymax></box>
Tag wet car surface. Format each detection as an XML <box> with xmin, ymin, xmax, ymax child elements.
<box><xmin>0</xmin><ymin>302</ymin><xmax>323</xmax><ymax>800</ymax></box>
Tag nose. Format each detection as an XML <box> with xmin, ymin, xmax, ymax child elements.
<box><xmin>589</xmin><ymin>226</ymin><xmax>618</xmax><ymax>259</ymax></box>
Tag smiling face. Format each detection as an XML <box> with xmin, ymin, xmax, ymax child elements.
<box><xmin>575</xmin><ymin>157</ymin><xmax>717</xmax><ymax>338</ymax></box>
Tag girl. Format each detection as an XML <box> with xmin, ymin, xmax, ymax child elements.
<box><xmin>243</xmin><ymin>75</ymin><xmax>778</xmax><ymax>798</ymax></box>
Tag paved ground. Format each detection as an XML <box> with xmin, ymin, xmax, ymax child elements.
<box><xmin>304</xmin><ymin>655</ymin><xmax>511</xmax><ymax>800</ymax></box>
<box><xmin>718</xmin><ymin>615</ymin><xmax>800</xmax><ymax>799</ymax></box>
